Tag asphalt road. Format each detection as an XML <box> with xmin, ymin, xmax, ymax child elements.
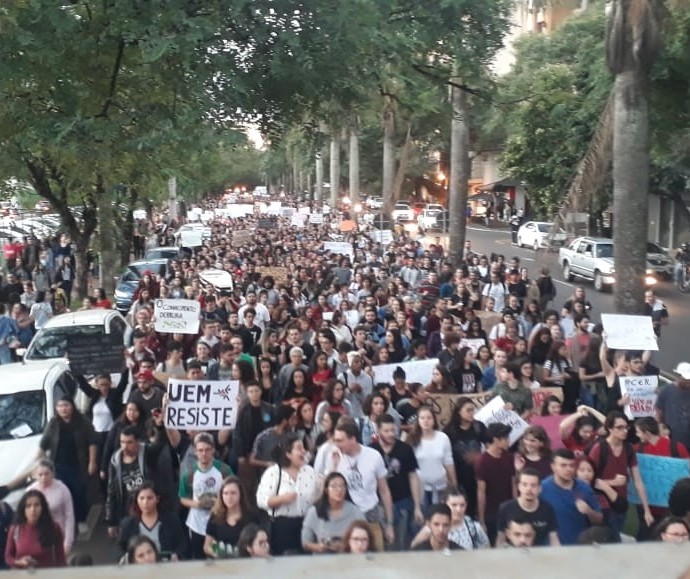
<box><xmin>463</xmin><ymin>224</ymin><xmax>688</xmax><ymax>373</ymax></box>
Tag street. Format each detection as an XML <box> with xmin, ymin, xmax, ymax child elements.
<box><xmin>463</xmin><ymin>225</ymin><xmax>687</xmax><ymax>373</ymax></box>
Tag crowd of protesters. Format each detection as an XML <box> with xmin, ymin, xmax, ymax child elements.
<box><xmin>0</xmin><ymin>194</ymin><xmax>688</xmax><ymax>569</ymax></box>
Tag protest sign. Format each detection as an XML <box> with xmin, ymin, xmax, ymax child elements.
<box><xmin>67</xmin><ymin>333</ymin><xmax>124</xmax><ymax>375</ymax></box>
<box><xmin>628</xmin><ymin>454</ymin><xmax>689</xmax><ymax>507</ymax></box>
<box><xmin>291</xmin><ymin>214</ymin><xmax>305</xmax><ymax>228</ymax></box>
<box><xmin>344</xmin><ymin>310</ymin><xmax>361</xmax><ymax>329</ymax></box>
<box><xmin>475</xmin><ymin>396</ymin><xmax>529</xmax><ymax>446</ymax></box>
<box><xmin>257</xmin><ymin>218</ymin><xmax>275</xmax><ymax>229</ymax></box>
<box><xmin>339</xmin><ymin>220</ymin><xmax>357</xmax><ymax>232</ymax></box>
<box><xmin>459</xmin><ymin>338</ymin><xmax>485</xmax><ymax>355</ymax></box>
<box><xmin>531</xmin><ymin>387</ymin><xmax>564</xmax><ymax>412</ymax></box>
<box><xmin>310</xmin><ymin>213</ymin><xmax>324</xmax><ymax>224</ymax></box>
<box><xmin>255</xmin><ymin>267</ymin><xmax>290</xmax><ymax>285</ymax></box>
<box><xmin>427</xmin><ymin>393</ymin><xmax>488</xmax><ymax>429</ymax></box>
<box><xmin>529</xmin><ymin>415</ymin><xmax>568</xmax><ymax>450</ymax></box>
<box><xmin>165</xmin><ymin>379</ymin><xmax>240</xmax><ymax>430</ymax></box>
<box><xmin>475</xmin><ymin>311</ymin><xmax>502</xmax><ymax>338</ymax></box>
<box><xmin>264</xmin><ymin>202</ymin><xmax>282</xmax><ymax>215</ymax></box>
<box><xmin>620</xmin><ymin>375</ymin><xmax>658</xmax><ymax>419</ymax></box>
<box><xmin>299</xmin><ymin>206</ymin><xmax>311</xmax><ymax>215</ymax></box>
<box><xmin>282</xmin><ymin>207</ymin><xmax>296</xmax><ymax>217</ymax></box>
<box><xmin>323</xmin><ymin>241</ymin><xmax>354</xmax><ymax>259</ymax></box>
<box><xmin>231</xmin><ymin>230</ymin><xmax>252</xmax><ymax>247</ymax></box>
<box><xmin>372</xmin><ymin>359</ymin><xmax>438</xmax><ymax>386</ymax></box>
<box><xmin>322</xmin><ymin>312</ymin><xmax>334</xmax><ymax>322</ymax></box>
<box><xmin>369</xmin><ymin>229</ymin><xmax>393</xmax><ymax>245</ymax></box>
<box><xmin>224</xmin><ymin>204</ymin><xmax>254</xmax><ymax>218</ymax></box>
<box><xmin>154</xmin><ymin>299</ymin><xmax>201</xmax><ymax>335</ymax></box>
<box><xmin>601</xmin><ymin>314</ymin><xmax>659</xmax><ymax>351</ymax></box>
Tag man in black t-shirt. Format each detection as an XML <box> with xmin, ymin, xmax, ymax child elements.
<box><xmin>496</xmin><ymin>468</ymin><xmax>559</xmax><ymax>547</ymax></box>
<box><xmin>412</xmin><ymin>504</ymin><xmax>463</xmax><ymax>551</ymax></box>
<box><xmin>370</xmin><ymin>415</ymin><xmax>423</xmax><ymax>550</ymax></box>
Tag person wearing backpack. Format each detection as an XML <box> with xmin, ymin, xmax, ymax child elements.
<box><xmin>634</xmin><ymin>416</ymin><xmax>690</xmax><ymax>540</ymax></box>
<box><xmin>587</xmin><ymin>411</ymin><xmax>654</xmax><ymax>540</ymax></box>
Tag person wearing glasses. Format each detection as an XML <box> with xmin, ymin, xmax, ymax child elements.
<box><xmin>655</xmin><ymin>516</ymin><xmax>690</xmax><ymax>543</ymax></box>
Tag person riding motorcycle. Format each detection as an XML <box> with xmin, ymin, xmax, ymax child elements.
<box><xmin>675</xmin><ymin>243</ymin><xmax>690</xmax><ymax>285</ymax></box>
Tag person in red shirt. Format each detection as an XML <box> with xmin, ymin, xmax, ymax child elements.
<box><xmin>559</xmin><ymin>405</ymin><xmax>606</xmax><ymax>456</ymax></box>
<box><xmin>635</xmin><ymin>416</ymin><xmax>690</xmax><ymax>538</ymax></box>
<box><xmin>5</xmin><ymin>490</ymin><xmax>66</xmax><ymax>569</ymax></box>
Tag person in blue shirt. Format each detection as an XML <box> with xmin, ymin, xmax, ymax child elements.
<box><xmin>539</xmin><ymin>448</ymin><xmax>603</xmax><ymax>545</ymax></box>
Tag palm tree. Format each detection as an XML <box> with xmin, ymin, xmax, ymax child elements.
<box><xmin>605</xmin><ymin>0</ymin><xmax>661</xmax><ymax>313</ymax></box>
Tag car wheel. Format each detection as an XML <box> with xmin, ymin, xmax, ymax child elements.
<box><xmin>563</xmin><ymin>262</ymin><xmax>573</xmax><ymax>282</ymax></box>
<box><xmin>593</xmin><ymin>271</ymin><xmax>604</xmax><ymax>292</ymax></box>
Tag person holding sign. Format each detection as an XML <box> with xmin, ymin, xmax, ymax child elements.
<box><xmin>492</xmin><ymin>362</ymin><xmax>534</xmax><ymax>420</ymax></box>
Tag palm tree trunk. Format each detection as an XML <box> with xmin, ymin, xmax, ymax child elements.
<box><xmin>448</xmin><ymin>82</ymin><xmax>470</xmax><ymax>267</ymax></box>
<box><xmin>382</xmin><ymin>97</ymin><xmax>396</xmax><ymax>215</ymax></box>
<box><xmin>612</xmin><ymin>68</ymin><xmax>649</xmax><ymax>314</ymax></box>
<box><xmin>349</xmin><ymin>120</ymin><xmax>360</xmax><ymax>205</ymax></box>
<box><xmin>330</xmin><ymin>133</ymin><xmax>341</xmax><ymax>206</ymax></box>
<box><xmin>315</xmin><ymin>151</ymin><xmax>324</xmax><ymax>202</ymax></box>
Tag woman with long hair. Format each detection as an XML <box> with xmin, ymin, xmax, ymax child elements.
<box><xmin>426</xmin><ymin>364</ymin><xmax>457</xmax><ymax>394</ymax></box>
<box><xmin>296</xmin><ymin>400</ymin><xmax>318</xmax><ymax>455</ymax></box>
<box><xmin>515</xmin><ymin>426</ymin><xmax>552</xmax><ymax>480</ymax></box>
<box><xmin>301</xmin><ymin>472</ymin><xmax>364</xmax><ymax>553</ymax></box>
<box><xmin>256</xmin><ymin>434</ymin><xmax>319</xmax><ymax>555</ymax></box>
<box><xmin>407</xmin><ymin>407</ymin><xmax>457</xmax><ymax>507</ymax></box>
<box><xmin>27</xmin><ymin>460</ymin><xmax>74</xmax><ymax>556</ymax></box>
<box><xmin>309</xmin><ymin>350</ymin><xmax>335</xmax><ymax>406</ymax></box>
<box><xmin>126</xmin><ymin>535</ymin><xmax>160</xmax><ymax>564</ymax></box>
<box><xmin>541</xmin><ymin>395</ymin><xmax>563</xmax><ymax>417</ymax></box>
<box><xmin>358</xmin><ymin>393</ymin><xmax>391</xmax><ymax>447</ymax></box>
<box><xmin>256</xmin><ymin>356</ymin><xmax>278</xmax><ymax>404</ymax></box>
<box><xmin>117</xmin><ymin>482</ymin><xmax>187</xmax><ymax>562</ymax></box>
<box><xmin>256</xmin><ymin>328</ymin><xmax>281</xmax><ymax>363</ymax></box>
<box><xmin>5</xmin><ymin>490</ymin><xmax>66</xmax><ymax>568</ymax></box>
<box><xmin>315</xmin><ymin>379</ymin><xmax>352</xmax><ymax>426</ymax></box>
<box><xmin>443</xmin><ymin>398</ymin><xmax>486</xmax><ymax>518</ymax></box>
<box><xmin>29</xmin><ymin>291</ymin><xmax>53</xmax><ymax>331</ymax></box>
<box><xmin>519</xmin><ymin>359</ymin><xmax>540</xmax><ymax>390</ymax></box>
<box><xmin>529</xmin><ymin>327</ymin><xmax>553</xmax><ymax>366</ymax></box>
<box><xmin>203</xmin><ymin>477</ymin><xmax>259</xmax><ymax>558</ymax></box>
<box><xmin>465</xmin><ymin>318</ymin><xmax>488</xmax><ymax>344</ymax></box>
<box><xmin>283</xmin><ymin>368</ymin><xmax>313</xmax><ymax>406</ymax></box>
<box><xmin>451</xmin><ymin>347</ymin><xmax>483</xmax><ymax>394</ymax></box>
<box><xmin>236</xmin><ymin>524</ymin><xmax>270</xmax><ymax>558</ymax></box>
<box><xmin>313</xmin><ymin>410</ymin><xmax>342</xmax><ymax>457</ymax></box>
<box><xmin>543</xmin><ymin>340</ymin><xmax>576</xmax><ymax>411</ymax></box>
<box><xmin>559</xmin><ymin>406</ymin><xmax>605</xmax><ymax>455</ymax></box>
<box><xmin>342</xmin><ymin>520</ymin><xmax>375</xmax><ymax>554</ymax></box>
<box><xmin>383</xmin><ymin>329</ymin><xmax>406</xmax><ymax>364</ymax></box>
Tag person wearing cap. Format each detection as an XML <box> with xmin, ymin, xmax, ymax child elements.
<box><xmin>655</xmin><ymin>363</ymin><xmax>690</xmax><ymax>452</ymax></box>
<box><xmin>128</xmin><ymin>369</ymin><xmax>164</xmax><ymax>417</ymax></box>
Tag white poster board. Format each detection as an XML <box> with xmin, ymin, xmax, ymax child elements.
<box><xmin>372</xmin><ymin>359</ymin><xmax>438</xmax><ymax>386</ymax></box>
<box><xmin>475</xmin><ymin>396</ymin><xmax>529</xmax><ymax>446</ymax></box>
<box><xmin>620</xmin><ymin>375</ymin><xmax>658</xmax><ymax>419</ymax></box>
<box><xmin>310</xmin><ymin>213</ymin><xmax>324</xmax><ymax>224</ymax></box>
<box><xmin>154</xmin><ymin>299</ymin><xmax>201</xmax><ymax>334</ymax></box>
<box><xmin>165</xmin><ymin>379</ymin><xmax>240</xmax><ymax>430</ymax></box>
<box><xmin>291</xmin><ymin>214</ymin><xmax>305</xmax><ymax>228</ymax></box>
<box><xmin>460</xmin><ymin>338</ymin><xmax>486</xmax><ymax>355</ymax></box>
<box><xmin>601</xmin><ymin>314</ymin><xmax>659</xmax><ymax>351</ymax></box>
<box><xmin>323</xmin><ymin>241</ymin><xmax>354</xmax><ymax>259</ymax></box>
<box><xmin>370</xmin><ymin>230</ymin><xmax>394</xmax><ymax>245</ymax></box>
<box><xmin>344</xmin><ymin>310</ymin><xmax>361</xmax><ymax>329</ymax></box>
<box><xmin>224</xmin><ymin>204</ymin><xmax>255</xmax><ymax>218</ymax></box>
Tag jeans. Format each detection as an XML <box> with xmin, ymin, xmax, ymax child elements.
<box><xmin>392</xmin><ymin>497</ymin><xmax>418</xmax><ymax>551</ymax></box>
<box><xmin>55</xmin><ymin>463</ymin><xmax>87</xmax><ymax>523</ymax></box>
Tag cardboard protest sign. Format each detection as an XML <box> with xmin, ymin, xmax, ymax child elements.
<box><xmin>339</xmin><ymin>220</ymin><xmax>357</xmax><ymax>232</ymax></box>
<box><xmin>372</xmin><ymin>359</ymin><xmax>438</xmax><ymax>386</ymax></box>
<box><xmin>165</xmin><ymin>379</ymin><xmax>240</xmax><ymax>430</ymax></box>
<box><xmin>628</xmin><ymin>454</ymin><xmax>690</xmax><ymax>507</ymax></box>
<box><xmin>601</xmin><ymin>314</ymin><xmax>659</xmax><ymax>351</ymax></box>
<box><xmin>475</xmin><ymin>396</ymin><xmax>529</xmax><ymax>446</ymax></box>
<box><xmin>154</xmin><ymin>299</ymin><xmax>201</xmax><ymax>335</ymax></box>
<box><xmin>257</xmin><ymin>218</ymin><xmax>274</xmax><ymax>229</ymax></box>
<box><xmin>620</xmin><ymin>375</ymin><xmax>658</xmax><ymax>419</ymax></box>
<box><xmin>475</xmin><ymin>311</ymin><xmax>502</xmax><ymax>338</ymax></box>
<box><xmin>460</xmin><ymin>338</ymin><xmax>485</xmax><ymax>355</ymax></box>
<box><xmin>529</xmin><ymin>415</ymin><xmax>568</xmax><ymax>450</ymax></box>
<box><xmin>224</xmin><ymin>204</ymin><xmax>254</xmax><ymax>218</ymax></box>
<box><xmin>231</xmin><ymin>230</ymin><xmax>252</xmax><ymax>247</ymax></box>
<box><xmin>531</xmin><ymin>387</ymin><xmax>564</xmax><ymax>412</ymax></box>
<box><xmin>282</xmin><ymin>207</ymin><xmax>296</xmax><ymax>217</ymax></box>
<box><xmin>369</xmin><ymin>229</ymin><xmax>393</xmax><ymax>245</ymax></box>
<box><xmin>67</xmin><ymin>333</ymin><xmax>124</xmax><ymax>375</ymax></box>
<box><xmin>323</xmin><ymin>241</ymin><xmax>354</xmax><ymax>259</ymax></box>
<box><xmin>255</xmin><ymin>267</ymin><xmax>290</xmax><ymax>285</ymax></box>
<box><xmin>427</xmin><ymin>393</ymin><xmax>488</xmax><ymax>429</ymax></box>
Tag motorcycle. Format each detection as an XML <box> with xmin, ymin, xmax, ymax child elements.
<box><xmin>676</xmin><ymin>260</ymin><xmax>690</xmax><ymax>293</ymax></box>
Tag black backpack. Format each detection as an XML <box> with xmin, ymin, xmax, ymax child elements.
<box><xmin>591</xmin><ymin>438</ymin><xmax>635</xmax><ymax>476</ymax></box>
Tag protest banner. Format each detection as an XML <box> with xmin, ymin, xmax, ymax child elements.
<box><xmin>427</xmin><ymin>393</ymin><xmax>489</xmax><ymax>429</ymax></box>
<box><xmin>601</xmin><ymin>314</ymin><xmax>659</xmax><ymax>351</ymax></box>
<box><xmin>459</xmin><ymin>338</ymin><xmax>486</xmax><ymax>355</ymax></box>
<box><xmin>255</xmin><ymin>267</ymin><xmax>290</xmax><ymax>285</ymax></box>
<box><xmin>529</xmin><ymin>415</ymin><xmax>568</xmax><ymax>450</ymax></box>
<box><xmin>257</xmin><ymin>217</ymin><xmax>274</xmax><ymax>229</ymax></box>
<box><xmin>475</xmin><ymin>311</ymin><xmax>502</xmax><ymax>338</ymax></box>
<box><xmin>291</xmin><ymin>214</ymin><xmax>305</xmax><ymax>228</ymax></box>
<box><xmin>531</xmin><ymin>387</ymin><xmax>564</xmax><ymax>412</ymax></box>
<box><xmin>299</xmin><ymin>206</ymin><xmax>311</xmax><ymax>215</ymax></box>
<box><xmin>264</xmin><ymin>202</ymin><xmax>282</xmax><ymax>215</ymax></box>
<box><xmin>339</xmin><ymin>220</ymin><xmax>357</xmax><ymax>232</ymax></box>
<box><xmin>231</xmin><ymin>230</ymin><xmax>252</xmax><ymax>247</ymax></box>
<box><xmin>282</xmin><ymin>207</ymin><xmax>296</xmax><ymax>217</ymax></box>
<box><xmin>67</xmin><ymin>333</ymin><xmax>124</xmax><ymax>375</ymax></box>
<box><xmin>372</xmin><ymin>359</ymin><xmax>438</xmax><ymax>386</ymax></box>
<box><xmin>310</xmin><ymin>213</ymin><xmax>324</xmax><ymax>224</ymax></box>
<box><xmin>165</xmin><ymin>379</ymin><xmax>240</xmax><ymax>430</ymax></box>
<box><xmin>223</xmin><ymin>204</ymin><xmax>254</xmax><ymax>218</ymax></box>
<box><xmin>154</xmin><ymin>299</ymin><xmax>201</xmax><ymax>335</ymax></box>
<box><xmin>474</xmin><ymin>396</ymin><xmax>529</xmax><ymax>446</ymax></box>
<box><xmin>628</xmin><ymin>454</ymin><xmax>690</xmax><ymax>507</ymax></box>
<box><xmin>344</xmin><ymin>310</ymin><xmax>361</xmax><ymax>329</ymax></box>
<box><xmin>323</xmin><ymin>241</ymin><xmax>354</xmax><ymax>260</ymax></box>
<box><xmin>369</xmin><ymin>229</ymin><xmax>393</xmax><ymax>245</ymax></box>
<box><xmin>620</xmin><ymin>375</ymin><xmax>658</xmax><ymax>419</ymax></box>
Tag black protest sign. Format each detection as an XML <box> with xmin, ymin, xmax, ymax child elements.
<box><xmin>67</xmin><ymin>333</ymin><xmax>124</xmax><ymax>375</ymax></box>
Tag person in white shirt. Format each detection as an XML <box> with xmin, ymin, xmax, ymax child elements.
<box><xmin>238</xmin><ymin>290</ymin><xmax>270</xmax><ymax>331</ymax></box>
<box><xmin>339</xmin><ymin>352</ymin><xmax>374</xmax><ymax>419</ymax></box>
<box><xmin>482</xmin><ymin>272</ymin><xmax>509</xmax><ymax>313</ymax></box>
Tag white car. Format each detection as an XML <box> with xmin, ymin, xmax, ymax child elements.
<box><xmin>0</xmin><ymin>360</ymin><xmax>77</xmax><ymax>507</ymax></box>
<box><xmin>516</xmin><ymin>221</ymin><xmax>567</xmax><ymax>250</ymax></box>
<box><xmin>392</xmin><ymin>202</ymin><xmax>414</xmax><ymax>222</ymax></box>
<box><xmin>418</xmin><ymin>208</ymin><xmax>443</xmax><ymax>230</ymax></box>
<box><xmin>366</xmin><ymin>196</ymin><xmax>383</xmax><ymax>209</ymax></box>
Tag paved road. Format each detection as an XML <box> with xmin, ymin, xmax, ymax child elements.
<box><xmin>463</xmin><ymin>225</ymin><xmax>688</xmax><ymax>373</ymax></box>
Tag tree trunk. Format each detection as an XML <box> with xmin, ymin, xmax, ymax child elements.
<box><xmin>315</xmin><ymin>152</ymin><xmax>324</xmax><ymax>202</ymax></box>
<box><xmin>349</xmin><ymin>119</ymin><xmax>360</xmax><ymax>205</ymax></box>
<box><xmin>382</xmin><ymin>98</ymin><xmax>396</xmax><ymax>215</ymax></box>
<box><xmin>97</xmin><ymin>178</ymin><xmax>117</xmax><ymax>296</ymax></box>
<box><xmin>448</xmin><ymin>83</ymin><xmax>471</xmax><ymax>267</ymax></box>
<box><xmin>391</xmin><ymin>124</ymin><xmax>413</xmax><ymax>204</ymax></box>
<box><xmin>612</xmin><ymin>68</ymin><xmax>649</xmax><ymax>314</ymax></box>
<box><xmin>330</xmin><ymin>133</ymin><xmax>340</xmax><ymax>206</ymax></box>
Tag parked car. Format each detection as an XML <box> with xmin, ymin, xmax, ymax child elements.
<box><xmin>144</xmin><ymin>246</ymin><xmax>180</xmax><ymax>261</ymax></box>
<box><xmin>365</xmin><ymin>196</ymin><xmax>383</xmax><ymax>210</ymax></box>
<box><xmin>22</xmin><ymin>310</ymin><xmax>130</xmax><ymax>362</ymax></box>
<box><xmin>0</xmin><ymin>360</ymin><xmax>79</xmax><ymax>507</ymax></box>
<box><xmin>425</xmin><ymin>203</ymin><xmax>445</xmax><ymax>213</ymax></box>
<box><xmin>426</xmin><ymin>210</ymin><xmax>449</xmax><ymax>232</ymax></box>
<box><xmin>516</xmin><ymin>221</ymin><xmax>568</xmax><ymax>250</ymax></box>
<box><xmin>646</xmin><ymin>241</ymin><xmax>674</xmax><ymax>279</ymax></box>
<box><xmin>391</xmin><ymin>202</ymin><xmax>414</xmax><ymax>222</ymax></box>
<box><xmin>113</xmin><ymin>259</ymin><xmax>168</xmax><ymax>313</ymax></box>
<box><xmin>418</xmin><ymin>208</ymin><xmax>444</xmax><ymax>230</ymax></box>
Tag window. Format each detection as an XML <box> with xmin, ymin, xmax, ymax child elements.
<box><xmin>0</xmin><ymin>390</ymin><xmax>45</xmax><ymax>439</ymax></box>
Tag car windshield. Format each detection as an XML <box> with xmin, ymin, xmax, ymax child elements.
<box><xmin>596</xmin><ymin>244</ymin><xmax>614</xmax><ymax>258</ymax></box>
<box><xmin>647</xmin><ymin>242</ymin><xmax>665</xmax><ymax>254</ymax></box>
<box><xmin>25</xmin><ymin>325</ymin><xmax>105</xmax><ymax>360</ymax></box>
<box><xmin>0</xmin><ymin>390</ymin><xmax>45</xmax><ymax>440</ymax></box>
<box><xmin>537</xmin><ymin>224</ymin><xmax>552</xmax><ymax>232</ymax></box>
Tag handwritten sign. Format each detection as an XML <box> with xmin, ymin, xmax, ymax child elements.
<box><xmin>154</xmin><ymin>299</ymin><xmax>201</xmax><ymax>335</ymax></box>
<box><xmin>291</xmin><ymin>214</ymin><xmax>305</xmax><ymax>228</ymax></box>
<box><xmin>531</xmin><ymin>387</ymin><xmax>564</xmax><ymax>412</ymax></box>
<box><xmin>255</xmin><ymin>267</ymin><xmax>290</xmax><ymax>285</ymax></box>
<box><xmin>310</xmin><ymin>213</ymin><xmax>324</xmax><ymax>224</ymax></box>
<box><xmin>67</xmin><ymin>333</ymin><xmax>124</xmax><ymax>375</ymax></box>
<box><xmin>620</xmin><ymin>375</ymin><xmax>658</xmax><ymax>419</ymax></box>
<box><xmin>460</xmin><ymin>338</ymin><xmax>486</xmax><ymax>355</ymax></box>
<box><xmin>323</xmin><ymin>241</ymin><xmax>354</xmax><ymax>260</ymax></box>
<box><xmin>372</xmin><ymin>359</ymin><xmax>439</xmax><ymax>386</ymax></box>
<box><xmin>601</xmin><ymin>314</ymin><xmax>659</xmax><ymax>351</ymax></box>
<box><xmin>165</xmin><ymin>379</ymin><xmax>240</xmax><ymax>430</ymax></box>
<box><xmin>370</xmin><ymin>229</ymin><xmax>394</xmax><ymax>245</ymax></box>
<box><xmin>529</xmin><ymin>415</ymin><xmax>568</xmax><ymax>450</ymax></box>
<box><xmin>475</xmin><ymin>396</ymin><xmax>529</xmax><ymax>446</ymax></box>
<box><xmin>628</xmin><ymin>454</ymin><xmax>690</xmax><ymax>507</ymax></box>
<box><xmin>224</xmin><ymin>204</ymin><xmax>254</xmax><ymax>218</ymax></box>
<box><xmin>427</xmin><ymin>393</ymin><xmax>487</xmax><ymax>429</ymax></box>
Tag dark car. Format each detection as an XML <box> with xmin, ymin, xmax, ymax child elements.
<box><xmin>113</xmin><ymin>259</ymin><xmax>168</xmax><ymax>313</ymax></box>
